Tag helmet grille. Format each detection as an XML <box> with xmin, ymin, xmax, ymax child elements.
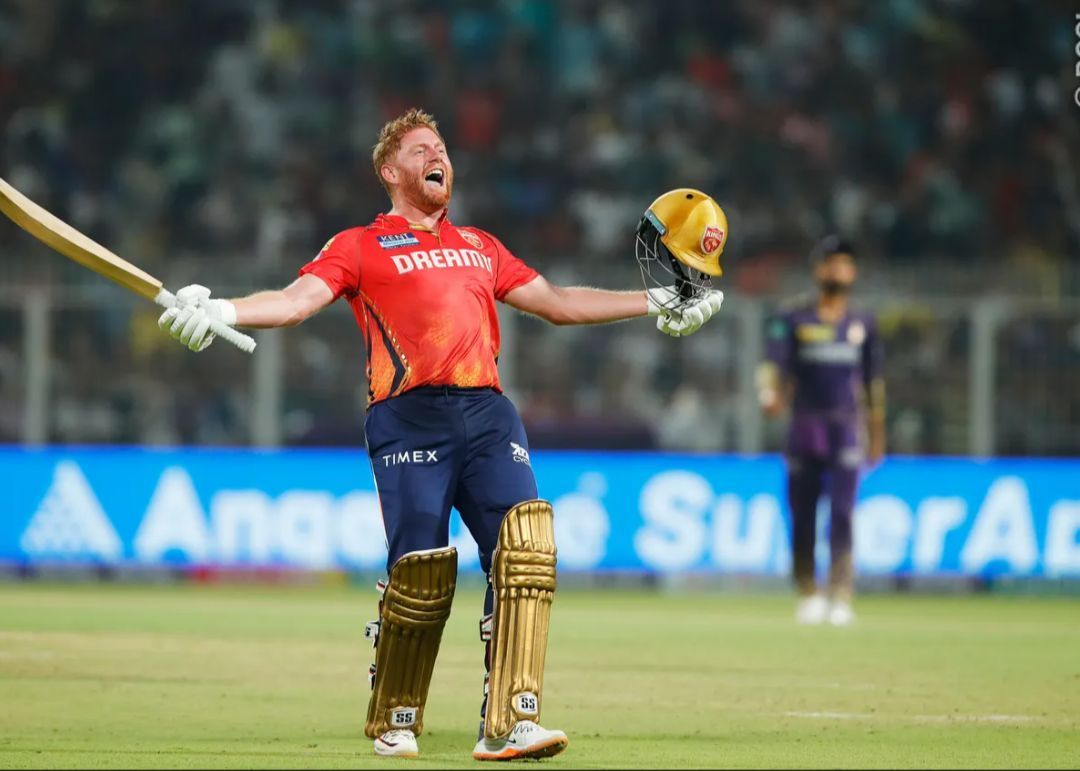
<box><xmin>635</xmin><ymin>216</ymin><xmax>713</xmax><ymax>312</ymax></box>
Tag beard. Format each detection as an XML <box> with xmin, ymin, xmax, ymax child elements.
<box><xmin>402</xmin><ymin>169</ymin><xmax>453</xmax><ymax>211</ymax></box>
<box><xmin>819</xmin><ymin>279</ymin><xmax>853</xmax><ymax>295</ymax></box>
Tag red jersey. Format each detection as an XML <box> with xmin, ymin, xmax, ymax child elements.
<box><xmin>299</xmin><ymin>213</ymin><xmax>539</xmax><ymax>404</ymax></box>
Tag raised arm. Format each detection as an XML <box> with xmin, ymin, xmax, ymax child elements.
<box><xmin>503</xmin><ymin>275</ymin><xmax>723</xmax><ymax>335</ymax></box>
<box><xmin>503</xmin><ymin>276</ymin><xmax>647</xmax><ymax>325</ymax></box>
<box><xmin>231</xmin><ymin>274</ymin><xmax>336</xmax><ymax>328</ymax></box>
<box><xmin>158</xmin><ymin>274</ymin><xmax>336</xmax><ymax>351</ymax></box>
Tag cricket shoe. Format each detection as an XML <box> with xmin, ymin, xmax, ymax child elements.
<box><xmin>374</xmin><ymin>729</ymin><xmax>418</xmax><ymax>758</ymax></box>
<box><xmin>827</xmin><ymin>601</ymin><xmax>855</xmax><ymax>627</ymax></box>
<box><xmin>472</xmin><ymin>720</ymin><xmax>568</xmax><ymax>761</ymax></box>
<box><xmin>796</xmin><ymin>594</ymin><xmax>828</xmax><ymax>625</ymax></box>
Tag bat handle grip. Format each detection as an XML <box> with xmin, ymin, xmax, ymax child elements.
<box><xmin>155</xmin><ymin>289</ymin><xmax>258</xmax><ymax>354</ymax></box>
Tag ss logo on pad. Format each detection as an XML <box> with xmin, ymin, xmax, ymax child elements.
<box><xmin>391</xmin><ymin>707</ymin><xmax>417</xmax><ymax>726</ymax></box>
<box><xmin>514</xmin><ymin>693</ymin><xmax>539</xmax><ymax>714</ymax></box>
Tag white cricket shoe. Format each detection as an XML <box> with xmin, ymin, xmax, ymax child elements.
<box><xmin>828</xmin><ymin>601</ymin><xmax>855</xmax><ymax>627</ymax></box>
<box><xmin>374</xmin><ymin>729</ymin><xmax>418</xmax><ymax>758</ymax></box>
<box><xmin>472</xmin><ymin>720</ymin><xmax>569</xmax><ymax>761</ymax></box>
<box><xmin>796</xmin><ymin>594</ymin><xmax>828</xmax><ymax>625</ymax></box>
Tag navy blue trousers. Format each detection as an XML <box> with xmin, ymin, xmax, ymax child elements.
<box><xmin>364</xmin><ymin>387</ymin><xmax>538</xmax><ymax>602</ymax></box>
<box><xmin>365</xmin><ymin>387</ymin><xmax>540</xmax><ymax>733</ymax></box>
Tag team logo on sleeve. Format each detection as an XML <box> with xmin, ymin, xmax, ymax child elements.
<box><xmin>458</xmin><ymin>229</ymin><xmax>484</xmax><ymax>249</ymax></box>
<box><xmin>377</xmin><ymin>232</ymin><xmax>421</xmax><ymax>249</ymax></box>
<box><xmin>700</xmin><ymin>225</ymin><xmax>724</xmax><ymax>255</ymax></box>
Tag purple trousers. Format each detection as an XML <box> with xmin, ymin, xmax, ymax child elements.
<box><xmin>786</xmin><ymin>411</ymin><xmax>862</xmax><ymax>597</ymax></box>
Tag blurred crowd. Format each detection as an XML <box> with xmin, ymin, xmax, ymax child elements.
<box><xmin>0</xmin><ymin>0</ymin><xmax>1078</xmax><ymax>453</ymax></box>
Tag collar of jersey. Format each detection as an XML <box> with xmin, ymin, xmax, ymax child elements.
<box><xmin>377</xmin><ymin>211</ymin><xmax>451</xmax><ymax>234</ymax></box>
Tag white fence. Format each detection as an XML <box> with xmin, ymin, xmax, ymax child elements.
<box><xmin>1</xmin><ymin>289</ymin><xmax>1078</xmax><ymax>456</ymax></box>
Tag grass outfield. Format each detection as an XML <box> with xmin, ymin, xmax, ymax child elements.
<box><xmin>0</xmin><ymin>583</ymin><xmax>1078</xmax><ymax>769</ymax></box>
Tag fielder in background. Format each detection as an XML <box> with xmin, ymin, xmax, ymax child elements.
<box><xmin>757</xmin><ymin>236</ymin><xmax>885</xmax><ymax>627</ymax></box>
<box><xmin>157</xmin><ymin>109</ymin><xmax>726</xmax><ymax>761</ymax></box>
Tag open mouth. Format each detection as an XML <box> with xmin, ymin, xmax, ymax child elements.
<box><xmin>424</xmin><ymin>168</ymin><xmax>445</xmax><ymax>186</ymax></box>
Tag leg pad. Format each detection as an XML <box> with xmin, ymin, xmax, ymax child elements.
<box><xmin>364</xmin><ymin>547</ymin><xmax>457</xmax><ymax>738</ymax></box>
<box><xmin>484</xmin><ymin>500</ymin><xmax>557</xmax><ymax>739</ymax></box>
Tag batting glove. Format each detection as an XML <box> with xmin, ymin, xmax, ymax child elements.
<box><xmin>656</xmin><ymin>289</ymin><xmax>724</xmax><ymax>338</ymax></box>
<box><xmin>157</xmin><ymin>284</ymin><xmax>237</xmax><ymax>352</ymax></box>
<box><xmin>646</xmin><ymin>286</ymin><xmax>682</xmax><ymax>316</ymax></box>
<box><xmin>647</xmin><ymin>286</ymin><xmax>684</xmax><ymax>335</ymax></box>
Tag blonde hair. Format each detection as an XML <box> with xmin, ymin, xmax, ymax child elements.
<box><xmin>372</xmin><ymin>108</ymin><xmax>442</xmax><ymax>195</ymax></box>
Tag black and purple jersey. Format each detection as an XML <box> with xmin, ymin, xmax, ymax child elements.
<box><xmin>766</xmin><ymin>302</ymin><xmax>883</xmax><ymax>461</ymax></box>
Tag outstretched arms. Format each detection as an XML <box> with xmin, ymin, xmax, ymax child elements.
<box><xmin>502</xmin><ymin>276</ymin><xmax>648</xmax><ymax>325</ymax></box>
<box><xmin>231</xmin><ymin>274</ymin><xmax>336</xmax><ymax>328</ymax></box>
<box><xmin>504</xmin><ymin>275</ymin><xmax>723</xmax><ymax>337</ymax></box>
<box><xmin>158</xmin><ymin>274</ymin><xmax>335</xmax><ymax>351</ymax></box>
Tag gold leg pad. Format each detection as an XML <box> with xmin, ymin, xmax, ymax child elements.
<box><xmin>484</xmin><ymin>500</ymin><xmax>557</xmax><ymax>739</ymax></box>
<box><xmin>364</xmin><ymin>547</ymin><xmax>457</xmax><ymax>738</ymax></box>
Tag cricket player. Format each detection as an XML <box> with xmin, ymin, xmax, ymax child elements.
<box><xmin>157</xmin><ymin>110</ymin><xmax>727</xmax><ymax>760</ymax></box>
<box><xmin>757</xmin><ymin>236</ymin><xmax>885</xmax><ymax>627</ymax></box>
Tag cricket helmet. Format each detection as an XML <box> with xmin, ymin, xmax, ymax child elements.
<box><xmin>636</xmin><ymin>188</ymin><xmax>728</xmax><ymax>307</ymax></box>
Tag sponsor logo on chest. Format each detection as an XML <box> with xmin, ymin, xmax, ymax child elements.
<box><xmin>390</xmin><ymin>248</ymin><xmax>493</xmax><ymax>275</ymax></box>
<box><xmin>798</xmin><ymin>342</ymin><xmax>860</xmax><ymax>365</ymax></box>
<box><xmin>377</xmin><ymin>232</ymin><xmax>421</xmax><ymax>249</ymax></box>
<box><xmin>796</xmin><ymin>323</ymin><xmax>836</xmax><ymax>343</ymax></box>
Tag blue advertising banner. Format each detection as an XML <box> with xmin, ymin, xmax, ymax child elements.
<box><xmin>2</xmin><ymin>448</ymin><xmax>1079</xmax><ymax>577</ymax></box>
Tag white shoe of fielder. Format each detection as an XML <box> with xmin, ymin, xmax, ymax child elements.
<box><xmin>828</xmin><ymin>601</ymin><xmax>855</xmax><ymax>627</ymax></box>
<box><xmin>796</xmin><ymin>594</ymin><xmax>828</xmax><ymax>625</ymax></box>
<box><xmin>472</xmin><ymin>720</ymin><xmax>569</xmax><ymax>761</ymax></box>
<box><xmin>374</xmin><ymin>728</ymin><xmax>418</xmax><ymax>758</ymax></box>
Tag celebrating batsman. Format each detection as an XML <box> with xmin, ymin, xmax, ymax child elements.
<box><xmin>158</xmin><ymin>109</ymin><xmax>726</xmax><ymax>760</ymax></box>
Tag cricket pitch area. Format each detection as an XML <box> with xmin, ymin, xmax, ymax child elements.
<box><xmin>1</xmin><ymin>583</ymin><xmax>1077</xmax><ymax>769</ymax></box>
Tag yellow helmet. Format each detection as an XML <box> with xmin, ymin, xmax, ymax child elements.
<box><xmin>636</xmin><ymin>188</ymin><xmax>728</xmax><ymax>308</ymax></box>
<box><xmin>642</xmin><ymin>188</ymin><xmax>728</xmax><ymax>277</ymax></box>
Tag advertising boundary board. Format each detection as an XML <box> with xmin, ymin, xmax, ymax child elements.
<box><xmin>2</xmin><ymin>448</ymin><xmax>1079</xmax><ymax>578</ymax></box>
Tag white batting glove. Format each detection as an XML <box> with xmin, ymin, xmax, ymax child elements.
<box><xmin>157</xmin><ymin>284</ymin><xmax>237</xmax><ymax>352</ymax></box>
<box><xmin>647</xmin><ymin>286</ymin><xmax>684</xmax><ymax>335</ymax></box>
<box><xmin>646</xmin><ymin>286</ymin><xmax>681</xmax><ymax>317</ymax></box>
<box><xmin>657</xmin><ymin>289</ymin><xmax>724</xmax><ymax>338</ymax></box>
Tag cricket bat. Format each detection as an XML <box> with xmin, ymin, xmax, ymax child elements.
<box><xmin>0</xmin><ymin>176</ymin><xmax>256</xmax><ymax>353</ymax></box>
